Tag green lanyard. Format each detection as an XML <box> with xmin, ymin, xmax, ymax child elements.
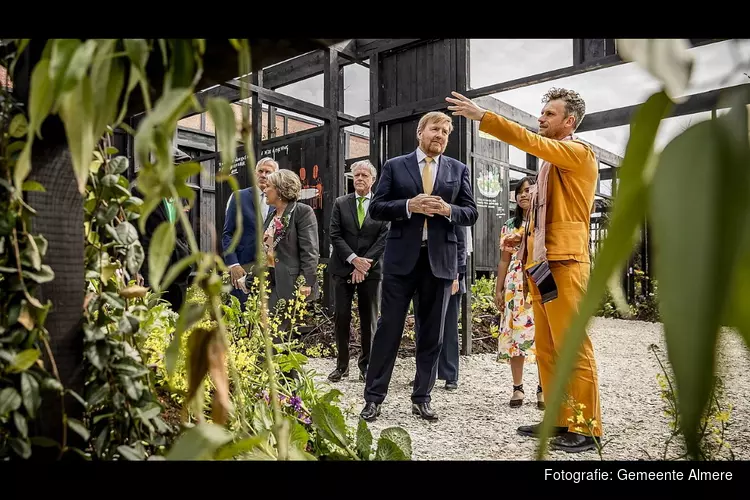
<box><xmin>163</xmin><ymin>198</ymin><xmax>176</xmax><ymax>223</ymax></box>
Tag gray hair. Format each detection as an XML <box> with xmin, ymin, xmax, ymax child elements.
<box><xmin>350</xmin><ymin>159</ymin><xmax>377</xmax><ymax>180</ymax></box>
<box><xmin>256</xmin><ymin>156</ymin><xmax>279</xmax><ymax>171</ymax></box>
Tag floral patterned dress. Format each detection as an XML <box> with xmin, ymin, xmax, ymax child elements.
<box><xmin>497</xmin><ymin>217</ymin><xmax>536</xmax><ymax>363</ymax></box>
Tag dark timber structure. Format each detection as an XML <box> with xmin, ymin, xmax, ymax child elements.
<box><xmin>174</xmin><ymin>38</ymin><xmax>739</xmax><ymax>357</ymax></box>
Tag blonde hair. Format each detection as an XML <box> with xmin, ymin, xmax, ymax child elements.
<box><xmin>266</xmin><ymin>169</ymin><xmax>302</xmax><ymax>202</ymax></box>
<box><xmin>417</xmin><ymin>111</ymin><xmax>454</xmax><ymax>135</ymax></box>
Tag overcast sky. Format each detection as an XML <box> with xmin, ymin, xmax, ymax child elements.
<box><xmin>275</xmin><ymin>39</ymin><xmax>750</xmax><ymax>160</ymax></box>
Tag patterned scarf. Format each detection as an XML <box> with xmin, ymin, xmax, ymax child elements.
<box><xmin>518</xmin><ymin>134</ymin><xmax>574</xmax><ymax>268</ymax></box>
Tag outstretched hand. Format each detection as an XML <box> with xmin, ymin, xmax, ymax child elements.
<box><xmin>445</xmin><ymin>91</ymin><xmax>487</xmax><ymax>121</ymax></box>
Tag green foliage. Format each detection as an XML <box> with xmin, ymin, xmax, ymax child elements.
<box><xmin>79</xmin><ymin>143</ymin><xmax>175</xmax><ymax>460</ymax></box>
<box><xmin>649</xmin><ymin>345</ymin><xmax>734</xmax><ymax>461</ymax></box>
<box><xmin>0</xmin><ymin>75</ymin><xmax>66</xmax><ymax>459</ymax></box>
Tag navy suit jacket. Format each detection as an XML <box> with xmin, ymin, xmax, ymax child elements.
<box><xmin>222</xmin><ymin>188</ymin><xmax>258</xmax><ymax>267</ymax></box>
<box><xmin>369</xmin><ymin>150</ymin><xmax>478</xmax><ymax>281</ymax></box>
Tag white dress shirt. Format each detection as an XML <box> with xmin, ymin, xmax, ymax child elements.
<box><xmin>346</xmin><ymin>191</ymin><xmax>372</xmax><ymax>264</ymax></box>
<box><xmin>406</xmin><ymin>147</ymin><xmax>452</xmax><ymax>240</ymax></box>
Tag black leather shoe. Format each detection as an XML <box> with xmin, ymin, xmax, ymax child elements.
<box><xmin>412</xmin><ymin>402</ymin><xmax>438</xmax><ymax>421</ymax></box>
<box><xmin>360</xmin><ymin>402</ymin><xmax>380</xmax><ymax>421</ymax></box>
<box><xmin>517</xmin><ymin>423</ymin><xmax>568</xmax><ymax>438</ymax></box>
<box><xmin>327</xmin><ymin>367</ymin><xmax>349</xmax><ymax>382</ymax></box>
<box><xmin>445</xmin><ymin>381</ymin><xmax>458</xmax><ymax>390</ymax></box>
<box><xmin>550</xmin><ymin>432</ymin><xmax>599</xmax><ymax>453</ymax></box>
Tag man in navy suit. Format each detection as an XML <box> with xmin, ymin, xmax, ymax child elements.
<box><xmin>222</xmin><ymin>157</ymin><xmax>279</xmax><ymax>306</ymax></box>
<box><xmin>360</xmin><ymin>111</ymin><xmax>478</xmax><ymax>421</ymax></box>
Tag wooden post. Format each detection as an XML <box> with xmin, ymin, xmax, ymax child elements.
<box><xmin>456</xmin><ymin>38</ymin><xmax>473</xmax><ymax>356</ymax></box>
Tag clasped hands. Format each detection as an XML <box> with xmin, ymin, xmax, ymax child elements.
<box><xmin>500</xmin><ymin>232</ymin><xmax>522</xmax><ymax>253</ymax></box>
<box><xmin>408</xmin><ymin>194</ymin><xmax>450</xmax><ymax>217</ymax></box>
<box><xmin>350</xmin><ymin>256</ymin><xmax>372</xmax><ymax>284</ymax></box>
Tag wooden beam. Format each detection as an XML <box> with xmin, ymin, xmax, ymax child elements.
<box><xmin>222</xmin><ymin>81</ymin><xmax>334</xmax><ymax>122</ymax></box>
<box><xmin>264</xmin><ymin>50</ymin><xmax>326</xmax><ymax>89</ymax></box>
<box><xmin>355</xmin><ymin>39</ymin><xmax>424</xmax><ymax>58</ymax></box>
<box><xmin>177</xmin><ymin>126</ymin><xmax>216</xmax><ymax>152</ymax></box>
<box><xmin>576</xmin><ymin>82</ymin><xmax>750</xmax><ymax>132</ymax></box>
<box><xmin>252</xmin><ymin>72</ymin><xmax>263</xmax><ymax>159</ymax></box>
<box><xmin>466</xmin><ymin>54</ymin><xmax>624</xmax><ymax>100</ymax></box>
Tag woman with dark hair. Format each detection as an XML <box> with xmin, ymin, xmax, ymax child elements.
<box><xmin>495</xmin><ymin>176</ymin><xmax>544</xmax><ymax>410</ymax></box>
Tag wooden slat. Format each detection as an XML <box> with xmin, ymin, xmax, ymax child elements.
<box><xmin>355</xmin><ymin>38</ymin><xmax>423</xmax><ymax>58</ymax></box>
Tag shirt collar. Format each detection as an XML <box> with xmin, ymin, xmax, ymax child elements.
<box><xmin>356</xmin><ymin>191</ymin><xmax>372</xmax><ymax>200</ymax></box>
<box><xmin>416</xmin><ymin>147</ymin><xmax>441</xmax><ymax>166</ymax></box>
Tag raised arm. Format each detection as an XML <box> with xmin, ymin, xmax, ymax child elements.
<box><xmin>478</xmin><ymin>111</ymin><xmax>593</xmax><ymax>171</ymax></box>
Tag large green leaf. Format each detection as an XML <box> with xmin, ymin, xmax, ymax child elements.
<box><xmin>310</xmin><ymin>400</ymin><xmax>350</xmax><ymax>452</ymax></box>
<box><xmin>148</xmin><ymin>221</ymin><xmax>176</xmax><ymax>291</ymax></box>
<box><xmin>166</xmin><ymin>423</ymin><xmax>233</xmax><ymax>460</ymax></box>
<box><xmin>650</xmin><ymin>100</ymin><xmax>750</xmax><ymax>458</ymax></box>
<box><xmin>20</xmin><ymin>372</ymin><xmax>41</xmax><ymax>419</ymax></box>
<box><xmin>166</xmin><ymin>301</ymin><xmax>207</xmax><ymax>379</ymax></box>
<box><xmin>61</xmin><ymin>39</ymin><xmax>97</xmax><ymax>93</ymax></box>
<box><xmin>206</xmin><ymin>97</ymin><xmax>237</xmax><ymax>171</ymax></box>
<box><xmin>355</xmin><ymin>418</ymin><xmax>373</xmax><ymax>460</ymax></box>
<box><xmin>535</xmin><ymin>91</ymin><xmax>673</xmax><ymax>457</ymax></box>
<box><xmin>8</xmin><ymin>349</ymin><xmax>41</xmax><ymax>373</ymax></box>
<box><xmin>59</xmin><ymin>73</ymin><xmax>96</xmax><ymax>194</ymax></box>
<box><xmin>214</xmin><ymin>432</ymin><xmax>271</xmax><ymax>460</ymax></box>
<box><xmin>0</xmin><ymin>387</ymin><xmax>22</xmax><ymax>416</ymax></box>
<box><xmin>91</xmin><ymin>41</ymin><xmax>126</xmax><ymax>141</ymax></box>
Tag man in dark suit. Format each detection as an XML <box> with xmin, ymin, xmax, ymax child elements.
<box><xmin>131</xmin><ymin>184</ymin><xmax>192</xmax><ymax>312</ymax></box>
<box><xmin>412</xmin><ymin>224</ymin><xmax>468</xmax><ymax>390</ymax></box>
<box><xmin>222</xmin><ymin>157</ymin><xmax>279</xmax><ymax>306</ymax></box>
<box><xmin>327</xmin><ymin>160</ymin><xmax>389</xmax><ymax>383</ymax></box>
<box><xmin>361</xmin><ymin>111</ymin><xmax>478</xmax><ymax>421</ymax></box>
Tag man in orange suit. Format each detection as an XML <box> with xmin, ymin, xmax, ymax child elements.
<box><xmin>447</xmin><ymin>88</ymin><xmax>601</xmax><ymax>453</ymax></box>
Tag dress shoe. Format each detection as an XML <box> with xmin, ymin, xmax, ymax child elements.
<box><xmin>360</xmin><ymin>402</ymin><xmax>380</xmax><ymax>421</ymax></box>
<box><xmin>550</xmin><ymin>432</ymin><xmax>599</xmax><ymax>453</ymax></box>
<box><xmin>411</xmin><ymin>402</ymin><xmax>438</xmax><ymax>421</ymax></box>
<box><xmin>445</xmin><ymin>381</ymin><xmax>458</xmax><ymax>390</ymax></box>
<box><xmin>327</xmin><ymin>367</ymin><xmax>349</xmax><ymax>382</ymax></box>
<box><xmin>517</xmin><ymin>423</ymin><xmax>568</xmax><ymax>438</ymax></box>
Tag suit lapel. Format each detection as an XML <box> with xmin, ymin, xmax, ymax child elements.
<box><xmin>405</xmin><ymin>151</ymin><xmax>423</xmax><ymax>193</ymax></box>
<box><xmin>434</xmin><ymin>156</ymin><xmax>450</xmax><ymax>194</ymax></box>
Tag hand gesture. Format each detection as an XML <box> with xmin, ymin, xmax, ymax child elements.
<box><xmin>352</xmin><ymin>256</ymin><xmax>372</xmax><ymax>274</ymax></box>
<box><xmin>451</xmin><ymin>279</ymin><xmax>460</xmax><ymax>295</ymax></box>
<box><xmin>445</xmin><ymin>91</ymin><xmax>487</xmax><ymax>121</ymax></box>
<box><xmin>408</xmin><ymin>194</ymin><xmax>439</xmax><ymax>216</ymax></box>
<box><xmin>351</xmin><ymin>269</ymin><xmax>366</xmax><ymax>284</ymax></box>
<box><xmin>422</xmin><ymin>196</ymin><xmax>451</xmax><ymax>217</ymax></box>
<box><xmin>500</xmin><ymin>232</ymin><xmax>522</xmax><ymax>253</ymax></box>
<box><xmin>300</xmin><ymin>285</ymin><xmax>312</xmax><ymax>297</ymax></box>
<box><xmin>495</xmin><ymin>286</ymin><xmax>505</xmax><ymax>310</ymax></box>
<box><xmin>230</xmin><ymin>265</ymin><xmax>247</xmax><ymax>289</ymax></box>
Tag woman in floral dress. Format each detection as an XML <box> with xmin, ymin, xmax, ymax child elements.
<box><xmin>495</xmin><ymin>176</ymin><xmax>544</xmax><ymax>410</ymax></box>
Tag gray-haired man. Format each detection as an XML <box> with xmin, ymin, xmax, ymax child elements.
<box><xmin>327</xmin><ymin>160</ymin><xmax>390</xmax><ymax>382</ymax></box>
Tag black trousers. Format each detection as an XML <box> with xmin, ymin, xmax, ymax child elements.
<box><xmin>333</xmin><ymin>275</ymin><xmax>381</xmax><ymax>375</ymax></box>
<box><xmin>414</xmin><ymin>289</ymin><xmax>461</xmax><ymax>383</ymax></box>
<box><xmin>364</xmin><ymin>247</ymin><xmax>452</xmax><ymax>405</ymax></box>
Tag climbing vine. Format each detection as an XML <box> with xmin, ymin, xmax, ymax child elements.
<box><xmin>0</xmin><ymin>53</ymin><xmax>68</xmax><ymax>459</ymax></box>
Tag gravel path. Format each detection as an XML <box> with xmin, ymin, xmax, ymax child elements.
<box><xmin>305</xmin><ymin>317</ymin><xmax>750</xmax><ymax>460</ymax></box>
